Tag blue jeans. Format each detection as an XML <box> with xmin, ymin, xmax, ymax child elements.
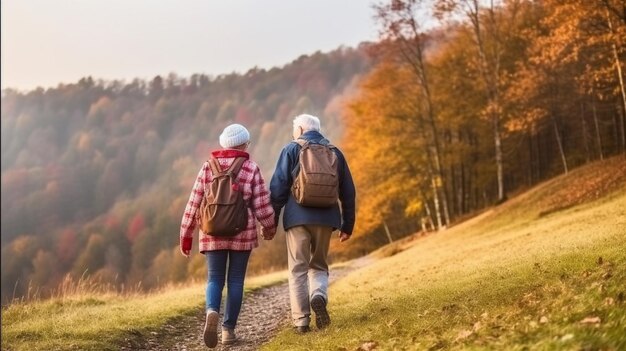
<box><xmin>205</xmin><ymin>250</ymin><xmax>251</xmax><ymax>329</ymax></box>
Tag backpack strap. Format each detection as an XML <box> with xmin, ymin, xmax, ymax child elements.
<box><xmin>227</xmin><ymin>157</ymin><xmax>247</xmax><ymax>178</ymax></box>
<box><xmin>208</xmin><ymin>157</ymin><xmax>223</xmax><ymax>175</ymax></box>
<box><xmin>293</xmin><ymin>139</ymin><xmax>309</xmax><ymax>148</ymax></box>
<box><xmin>209</xmin><ymin>157</ymin><xmax>246</xmax><ymax>176</ymax></box>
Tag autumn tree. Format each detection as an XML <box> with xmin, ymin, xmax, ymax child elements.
<box><xmin>374</xmin><ymin>0</ymin><xmax>451</xmax><ymax>227</ymax></box>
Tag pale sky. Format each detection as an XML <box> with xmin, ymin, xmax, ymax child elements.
<box><xmin>1</xmin><ymin>0</ymin><xmax>378</xmax><ymax>91</ymax></box>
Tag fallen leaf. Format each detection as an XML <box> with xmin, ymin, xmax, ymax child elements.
<box><xmin>597</xmin><ymin>256</ymin><xmax>603</xmax><ymax>265</ymax></box>
<box><xmin>480</xmin><ymin>312</ymin><xmax>488</xmax><ymax>319</ymax></box>
<box><xmin>539</xmin><ymin>316</ymin><xmax>549</xmax><ymax>324</ymax></box>
<box><xmin>560</xmin><ymin>333</ymin><xmax>574</xmax><ymax>342</ymax></box>
<box><xmin>579</xmin><ymin>316</ymin><xmax>601</xmax><ymax>324</ymax></box>
<box><xmin>357</xmin><ymin>341</ymin><xmax>378</xmax><ymax>351</ymax></box>
<box><xmin>386</xmin><ymin>318</ymin><xmax>398</xmax><ymax>327</ymax></box>
<box><xmin>581</xmin><ymin>270</ymin><xmax>592</xmax><ymax>278</ymax></box>
<box><xmin>455</xmin><ymin>329</ymin><xmax>473</xmax><ymax>341</ymax></box>
<box><xmin>529</xmin><ymin>321</ymin><xmax>538</xmax><ymax>328</ymax></box>
<box><xmin>473</xmin><ymin>321</ymin><xmax>482</xmax><ymax>331</ymax></box>
<box><xmin>604</xmin><ymin>297</ymin><xmax>614</xmax><ymax>306</ymax></box>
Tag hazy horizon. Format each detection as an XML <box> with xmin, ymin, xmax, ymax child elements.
<box><xmin>1</xmin><ymin>0</ymin><xmax>377</xmax><ymax>91</ymax></box>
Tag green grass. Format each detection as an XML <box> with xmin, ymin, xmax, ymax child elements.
<box><xmin>1</xmin><ymin>266</ymin><xmax>288</xmax><ymax>351</ymax></box>
<box><xmin>263</xmin><ymin>165</ymin><xmax>626</xmax><ymax>350</ymax></box>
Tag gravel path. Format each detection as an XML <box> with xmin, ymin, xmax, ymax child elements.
<box><xmin>121</xmin><ymin>257</ymin><xmax>372</xmax><ymax>351</ymax></box>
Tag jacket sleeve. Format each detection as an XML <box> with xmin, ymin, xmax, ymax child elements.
<box><xmin>179</xmin><ymin>162</ymin><xmax>208</xmax><ymax>251</ymax></box>
<box><xmin>251</xmin><ymin>166</ymin><xmax>276</xmax><ymax>231</ymax></box>
<box><xmin>336</xmin><ymin>149</ymin><xmax>356</xmax><ymax>235</ymax></box>
<box><xmin>270</xmin><ymin>143</ymin><xmax>297</xmax><ymax>218</ymax></box>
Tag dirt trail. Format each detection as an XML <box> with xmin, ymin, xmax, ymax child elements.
<box><xmin>121</xmin><ymin>257</ymin><xmax>373</xmax><ymax>351</ymax></box>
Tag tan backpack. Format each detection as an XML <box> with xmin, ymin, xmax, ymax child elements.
<box><xmin>291</xmin><ymin>139</ymin><xmax>339</xmax><ymax>207</ymax></box>
<box><xmin>200</xmin><ymin>157</ymin><xmax>248</xmax><ymax>236</ymax></box>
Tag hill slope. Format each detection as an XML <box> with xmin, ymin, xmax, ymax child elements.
<box><xmin>2</xmin><ymin>157</ymin><xmax>625</xmax><ymax>351</ymax></box>
<box><xmin>264</xmin><ymin>157</ymin><xmax>626</xmax><ymax>350</ymax></box>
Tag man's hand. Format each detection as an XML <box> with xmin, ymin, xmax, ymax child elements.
<box><xmin>180</xmin><ymin>247</ymin><xmax>191</xmax><ymax>258</ymax></box>
<box><xmin>338</xmin><ymin>232</ymin><xmax>351</xmax><ymax>242</ymax></box>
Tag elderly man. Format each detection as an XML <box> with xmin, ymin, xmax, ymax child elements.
<box><xmin>270</xmin><ymin>114</ymin><xmax>356</xmax><ymax>333</ymax></box>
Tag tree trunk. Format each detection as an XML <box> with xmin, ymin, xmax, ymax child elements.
<box><xmin>606</xmin><ymin>8</ymin><xmax>626</xmax><ymax>142</ymax></box>
<box><xmin>620</xmin><ymin>103</ymin><xmax>626</xmax><ymax>153</ymax></box>
<box><xmin>552</xmin><ymin>116</ymin><xmax>569</xmax><ymax>174</ymax></box>
<box><xmin>593</xmin><ymin>98</ymin><xmax>605</xmax><ymax>160</ymax></box>
<box><xmin>420</xmin><ymin>190</ymin><xmax>435</xmax><ymax>232</ymax></box>
<box><xmin>580</xmin><ymin>102</ymin><xmax>591</xmax><ymax>162</ymax></box>
<box><xmin>614</xmin><ymin>110</ymin><xmax>621</xmax><ymax>152</ymax></box>
<box><xmin>460</xmin><ymin>161</ymin><xmax>467</xmax><ymax>214</ymax></box>
<box><xmin>493</xmin><ymin>114</ymin><xmax>505</xmax><ymax>201</ymax></box>
<box><xmin>536</xmin><ymin>129</ymin><xmax>543</xmax><ymax>180</ymax></box>
<box><xmin>430</xmin><ymin>168</ymin><xmax>443</xmax><ymax>230</ymax></box>
<box><xmin>466</xmin><ymin>0</ymin><xmax>506</xmax><ymax>202</ymax></box>
<box><xmin>527</xmin><ymin>133</ymin><xmax>534</xmax><ymax>185</ymax></box>
<box><xmin>383</xmin><ymin>220</ymin><xmax>393</xmax><ymax>244</ymax></box>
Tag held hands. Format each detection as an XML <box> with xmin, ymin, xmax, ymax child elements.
<box><xmin>338</xmin><ymin>232</ymin><xmax>351</xmax><ymax>242</ymax></box>
<box><xmin>180</xmin><ymin>247</ymin><xmax>191</xmax><ymax>258</ymax></box>
<box><xmin>261</xmin><ymin>226</ymin><xmax>276</xmax><ymax>240</ymax></box>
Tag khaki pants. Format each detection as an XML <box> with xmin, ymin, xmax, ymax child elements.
<box><xmin>286</xmin><ymin>225</ymin><xmax>332</xmax><ymax>327</ymax></box>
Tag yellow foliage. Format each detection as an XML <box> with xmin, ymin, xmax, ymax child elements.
<box><xmin>343</xmin><ymin>62</ymin><xmax>429</xmax><ymax>237</ymax></box>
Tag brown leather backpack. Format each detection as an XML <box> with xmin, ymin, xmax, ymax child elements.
<box><xmin>291</xmin><ymin>139</ymin><xmax>339</xmax><ymax>207</ymax></box>
<box><xmin>200</xmin><ymin>157</ymin><xmax>248</xmax><ymax>236</ymax></box>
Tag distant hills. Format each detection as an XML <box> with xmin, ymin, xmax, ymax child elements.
<box><xmin>0</xmin><ymin>45</ymin><xmax>373</xmax><ymax>301</ymax></box>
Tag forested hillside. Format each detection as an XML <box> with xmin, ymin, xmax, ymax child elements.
<box><xmin>337</xmin><ymin>0</ymin><xmax>626</xmax><ymax>257</ymax></box>
<box><xmin>1</xmin><ymin>46</ymin><xmax>372</xmax><ymax>302</ymax></box>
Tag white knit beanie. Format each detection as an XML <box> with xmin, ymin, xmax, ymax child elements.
<box><xmin>219</xmin><ymin>124</ymin><xmax>250</xmax><ymax>148</ymax></box>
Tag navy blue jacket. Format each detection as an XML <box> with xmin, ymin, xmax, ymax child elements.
<box><xmin>270</xmin><ymin>131</ymin><xmax>356</xmax><ymax>234</ymax></box>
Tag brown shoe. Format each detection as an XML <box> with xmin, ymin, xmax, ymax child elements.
<box><xmin>294</xmin><ymin>325</ymin><xmax>311</xmax><ymax>334</ymax></box>
<box><xmin>221</xmin><ymin>327</ymin><xmax>237</xmax><ymax>345</ymax></box>
<box><xmin>311</xmin><ymin>295</ymin><xmax>330</xmax><ymax>329</ymax></box>
<box><xmin>203</xmin><ymin>310</ymin><xmax>219</xmax><ymax>348</ymax></box>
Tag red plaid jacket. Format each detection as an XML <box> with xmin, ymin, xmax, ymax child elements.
<box><xmin>179</xmin><ymin>149</ymin><xmax>276</xmax><ymax>252</ymax></box>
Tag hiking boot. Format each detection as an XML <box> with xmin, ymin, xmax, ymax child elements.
<box><xmin>221</xmin><ymin>327</ymin><xmax>237</xmax><ymax>345</ymax></box>
<box><xmin>310</xmin><ymin>295</ymin><xmax>330</xmax><ymax>329</ymax></box>
<box><xmin>203</xmin><ymin>310</ymin><xmax>219</xmax><ymax>348</ymax></box>
<box><xmin>294</xmin><ymin>325</ymin><xmax>311</xmax><ymax>334</ymax></box>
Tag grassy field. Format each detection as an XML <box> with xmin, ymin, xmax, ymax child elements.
<box><xmin>1</xmin><ymin>267</ymin><xmax>288</xmax><ymax>351</ymax></box>
<box><xmin>264</xmin><ymin>158</ymin><xmax>626</xmax><ymax>350</ymax></box>
<box><xmin>3</xmin><ymin>158</ymin><xmax>625</xmax><ymax>350</ymax></box>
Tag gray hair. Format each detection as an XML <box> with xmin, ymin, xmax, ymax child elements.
<box><xmin>293</xmin><ymin>114</ymin><xmax>321</xmax><ymax>132</ymax></box>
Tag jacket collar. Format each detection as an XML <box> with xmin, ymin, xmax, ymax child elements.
<box><xmin>211</xmin><ymin>149</ymin><xmax>250</xmax><ymax>159</ymax></box>
<box><xmin>298</xmin><ymin>130</ymin><xmax>325</xmax><ymax>141</ymax></box>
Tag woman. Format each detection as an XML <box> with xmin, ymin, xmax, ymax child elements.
<box><xmin>179</xmin><ymin>123</ymin><xmax>276</xmax><ymax>348</ymax></box>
